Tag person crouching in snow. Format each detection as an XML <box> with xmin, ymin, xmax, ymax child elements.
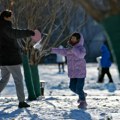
<box><xmin>51</xmin><ymin>33</ymin><xmax>87</xmax><ymax>109</ymax></box>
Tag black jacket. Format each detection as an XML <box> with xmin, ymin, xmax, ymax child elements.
<box><xmin>0</xmin><ymin>19</ymin><xmax>34</xmax><ymax>66</ymax></box>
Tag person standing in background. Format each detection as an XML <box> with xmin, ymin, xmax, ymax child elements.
<box><xmin>56</xmin><ymin>45</ymin><xmax>66</xmax><ymax>73</ymax></box>
<box><xmin>97</xmin><ymin>41</ymin><xmax>114</xmax><ymax>83</ymax></box>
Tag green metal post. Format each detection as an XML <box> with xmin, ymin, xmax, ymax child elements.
<box><xmin>30</xmin><ymin>65</ymin><xmax>41</xmax><ymax>97</ymax></box>
<box><xmin>22</xmin><ymin>53</ymin><xmax>36</xmax><ymax>100</ymax></box>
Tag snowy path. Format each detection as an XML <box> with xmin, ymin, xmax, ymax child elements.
<box><xmin>0</xmin><ymin>64</ymin><xmax>120</xmax><ymax>120</ymax></box>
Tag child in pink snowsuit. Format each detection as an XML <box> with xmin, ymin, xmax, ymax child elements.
<box><xmin>51</xmin><ymin>33</ymin><xmax>87</xmax><ymax>108</ymax></box>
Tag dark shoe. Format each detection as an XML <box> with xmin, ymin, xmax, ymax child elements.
<box><xmin>18</xmin><ymin>101</ymin><xmax>30</xmax><ymax>108</ymax></box>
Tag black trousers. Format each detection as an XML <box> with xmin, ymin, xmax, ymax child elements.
<box><xmin>98</xmin><ymin>67</ymin><xmax>113</xmax><ymax>83</ymax></box>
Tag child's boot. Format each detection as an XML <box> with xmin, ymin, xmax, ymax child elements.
<box><xmin>78</xmin><ymin>101</ymin><xmax>87</xmax><ymax>109</ymax></box>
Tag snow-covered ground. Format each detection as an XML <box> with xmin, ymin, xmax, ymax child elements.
<box><xmin>0</xmin><ymin>63</ymin><xmax>120</xmax><ymax>120</ymax></box>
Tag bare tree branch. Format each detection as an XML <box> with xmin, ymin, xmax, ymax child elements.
<box><xmin>73</xmin><ymin>0</ymin><xmax>120</xmax><ymax>21</ymax></box>
<box><xmin>73</xmin><ymin>0</ymin><xmax>104</xmax><ymax>21</ymax></box>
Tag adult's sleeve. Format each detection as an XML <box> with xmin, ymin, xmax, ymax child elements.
<box><xmin>3</xmin><ymin>25</ymin><xmax>35</xmax><ymax>39</ymax></box>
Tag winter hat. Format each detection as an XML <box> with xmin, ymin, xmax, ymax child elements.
<box><xmin>0</xmin><ymin>10</ymin><xmax>12</xmax><ymax>20</ymax></box>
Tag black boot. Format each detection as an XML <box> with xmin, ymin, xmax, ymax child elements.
<box><xmin>18</xmin><ymin>101</ymin><xmax>30</xmax><ymax>108</ymax></box>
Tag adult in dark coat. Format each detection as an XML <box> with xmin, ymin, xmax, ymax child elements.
<box><xmin>0</xmin><ymin>10</ymin><xmax>35</xmax><ymax>108</ymax></box>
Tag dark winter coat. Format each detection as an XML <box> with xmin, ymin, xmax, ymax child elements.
<box><xmin>0</xmin><ymin>19</ymin><xmax>34</xmax><ymax>66</ymax></box>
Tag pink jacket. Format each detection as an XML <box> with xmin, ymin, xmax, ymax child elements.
<box><xmin>52</xmin><ymin>34</ymin><xmax>86</xmax><ymax>78</ymax></box>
